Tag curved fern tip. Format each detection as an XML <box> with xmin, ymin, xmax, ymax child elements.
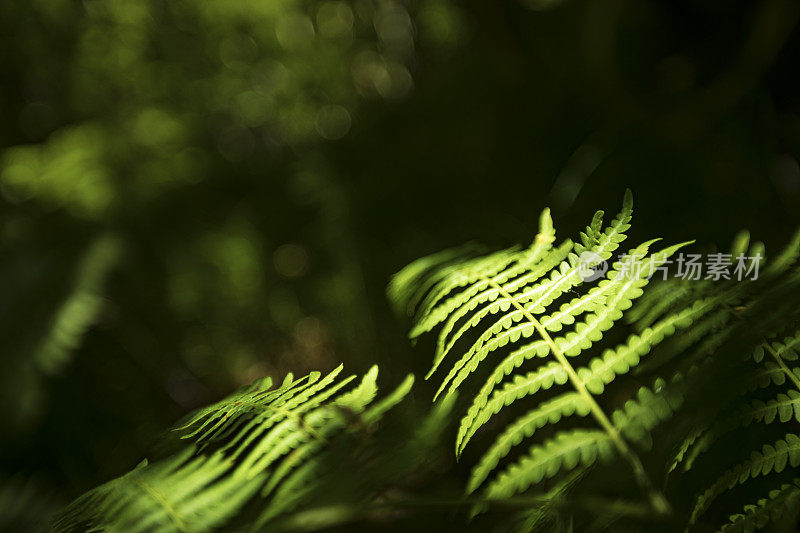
<box><xmin>640</xmin><ymin>237</ymin><xmax>662</xmax><ymax>248</ymax></box>
<box><xmin>670</xmin><ymin>240</ymin><xmax>696</xmax><ymax>252</ymax></box>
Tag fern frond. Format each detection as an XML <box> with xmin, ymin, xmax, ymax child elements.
<box><xmin>691</xmin><ymin>433</ymin><xmax>800</xmax><ymax>523</ymax></box>
<box><xmin>670</xmin><ymin>331</ymin><xmax>800</xmax><ymax>477</ymax></box>
<box><xmin>175</xmin><ymin>371</ymin><xmax>304</xmax><ymax>445</ymax></box>
<box><xmin>54</xmin><ymin>448</ymin><xmax>264</xmax><ymax>533</ymax></box>
<box><xmin>454</xmin><ymin>259</ymin><xmax>691</xmax><ymax>450</ymax></box>
<box><xmin>225</xmin><ymin>368</ymin><xmax>354</xmax><ymax>465</ymax></box>
<box><xmin>456</xmin><ymin>298</ymin><xmax>706</xmax><ymax>456</ymax></box>
<box><xmin>255</xmin><ymin>451</ymin><xmax>322</xmax><ymax>528</ymax></box>
<box><xmin>179</xmin><ymin>366</ymin><xmax>346</xmax><ymax>456</ymax></box>
<box><xmin>423</xmin><ymin>239</ymin><xmax>572</xmax><ymax>377</ymax></box>
<box><xmin>682</xmin><ymin>390</ymin><xmax>800</xmax><ymax>473</ymax></box>
<box><xmin>396</xmin><ymin>192</ymin><xmax>633</xmax><ymax>385</ymax></box>
<box><xmin>35</xmin><ymin>235</ymin><xmax>120</xmax><ymax>374</ymax></box>
<box><xmin>669</xmin><ymin>427</ymin><xmax>705</xmax><ymax>476</ymax></box>
<box><xmin>625</xmin><ymin>279</ymin><xmax>693</xmax><ymax>329</ymax></box>
<box><xmin>763</xmin><ymin>330</ymin><xmax>800</xmax><ymax>362</ymax></box>
<box><xmin>749</xmin><ymin>362</ymin><xmax>800</xmax><ymax>391</ymax></box>
<box><xmin>233</xmin><ymin>374</ymin><xmax>370</xmax><ymax>476</ymax></box>
<box><xmin>438</xmin><ymin>239</ymin><xmax>690</xmax><ymax>400</ymax></box>
<box><xmin>411</xmin><ymin>208</ymin><xmax>557</xmax><ymax>338</ymax></box>
<box><xmin>456</xmin><ymin>361</ymin><xmax>568</xmax><ymax>456</ymax></box>
<box><xmin>392</xmin><ymin>191</ymin><xmax>688</xmax><ymax>513</ymax></box>
<box><xmin>628</xmin><ymin>225</ymin><xmax>800</xmax><ymax>375</ymax></box>
<box><xmin>387</xmin><ymin>243</ymin><xmax>484</xmax><ymax>317</ymax></box>
<box><xmin>576</xmin><ymin>295</ymin><xmax>731</xmax><ymax>395</ymax></box>
<box><xmin>764</xmin><ymin>227</ymin><xmax>800</xmax><ymax>277</ymax></box>
<box><xmin>258</xmin><ymin>367</ymin><xmax>385</xmax><ymax>497</ymax></box>
<box><xmin>363</xmin><ymin>373</ymin><xmax>415</xmax><ymax>423</ymax></box>
<box><xmin>414</xmin><ymin>246</ymin><xmax>522</xmax><ymax>326</ymax></box>
<box><xmin>57</xmin><ymin>365</ymin><xmax>418</xmax><ymax>532</ymax></box>
<box><xmin>452</xmin><ymin>241</ymin><xmax>692</xmax><ymax>453</ymax></box>
<box><xmin>720</xmin><ymin>478</ymin><xmax>800</xmax><ymax>532</ymax></box>
<box><xmin>333</xmin><ymin>365</ymin><xmax>380</xmax><ymax>410</ymax></box>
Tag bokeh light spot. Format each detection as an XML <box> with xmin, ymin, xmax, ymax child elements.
<box><xmin>317</xmin><ymin>2</ymin><xmax>354</xmax><ymax>39</ymax></box>
<box><xmin>273</xmin><ymin>243</ymin><xmax>310</xmax><ymax>278</ymax></box>
<box><xmin>276</xmin><ymin>13</ymin><xmax>315</xmax><ymax>51</ymax></box>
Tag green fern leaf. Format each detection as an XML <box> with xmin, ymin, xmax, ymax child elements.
<box><xmin>411</xmin><ymin>208</ymin><xmax>557</xmax><ymax>339</ymax></box>
<box><xmin>387</xmin><ymin>243</ymin><xmax>484</xmax><ymax>317</ymax></box>
<box><xmin>54</xmin><ymin>448</ymin><xmax>263</xmax><ymax>533</ymax></box>
<box><xmin>764</xmin><ymin>227</ymin><xmax>800</xmax><ymax>277</ymax></box>
<box><xmin>575</xmin><ymin>296</ymin><xmax>721</xmax><ymax>395</ymax></box>
<box><xmin>749</xmin><ymin>362</ymin><xmax>800</xmax><ymax>390</ymax></box>
<box><xmin>456</xmin><ymin>361</ymin><xmax>568</xmax><ymax>456</ymax></box>
<box><xmin>456</xmin><ymin>298</ymin><xmax>706</xmax><ymax>457</ymax></box>
<box><xmin>423</xmin><ymin>239</ymin><xmax>572</xmax><ymax>377</ymax></box>
<box><xmin>482</xmin><ymin>429</ymin><xmax>614</xmax><ymax>500</ymax></box>
<box><xmin>57</xmin><ymin>365</ymin><xmax>417</xmax><ymax>532</ymax></box>
<box><xmin>466</xmin><ymin>392</ymin><xmax>592</xmax><ymax>493</ymax></box>
<box><xmin>35</xmin><ymin>235</ymin><xmax>120</xmax><ymax>374</ymax></box>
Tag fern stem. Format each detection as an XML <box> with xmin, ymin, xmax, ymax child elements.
<box><xmin>762</xmin><ymin>341</ymin><xmax>800</xmax><ymax>393</ymax></box>
<box><xmin>478</xmin><ymin>274</ymin><xmax>672</xmax><ymax>515</ymax></box>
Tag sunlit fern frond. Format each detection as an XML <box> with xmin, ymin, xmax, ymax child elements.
<box><xmin>54</xmin><ymin>448</ymin><xmax>263</xmax><ymax>533</ymax></box>
<box><xmin>54</xmin><ymin>365</ymin><xmax>430</xmax><ymax>532</ymax></box>
<box><xmin>479</xmin><ymin>428</ymin><xmax>615</xmax><ymax>503</ymax></box>
<box><xmin>390</xmin><ymin>190</ymin><xmax>693</xmax><ymax>511</ymax></box>
<box><xmin>465</xmin><ymin>391</ymin><xmax>593</xmax><ymax>494</ymax></box>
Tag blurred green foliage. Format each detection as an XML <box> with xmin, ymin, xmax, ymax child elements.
<box><xmin>0</xmin><ymin>0</ymin><xmax>799</xmax><ymax>529</ymax></box>
<box><xmin>0</xmin><ymin>0</ymin><xmax>465</xmax><ymax>521</ymax></box>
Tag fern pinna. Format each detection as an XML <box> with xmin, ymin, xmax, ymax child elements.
<box><xmin>390</xmin><ymin>191</ymin><xmax>695</xmax><ymax>512</ymax></box>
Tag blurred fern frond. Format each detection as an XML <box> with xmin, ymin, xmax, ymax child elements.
<box><xmin>632</xmin><ymin>229</ymin><xmax>800</xmax><ymax>533</ymax></box>
<box><xmin>54</xmin><ymin>365</ymin><xmax>446</xmax><ymax>532</ymax></box>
